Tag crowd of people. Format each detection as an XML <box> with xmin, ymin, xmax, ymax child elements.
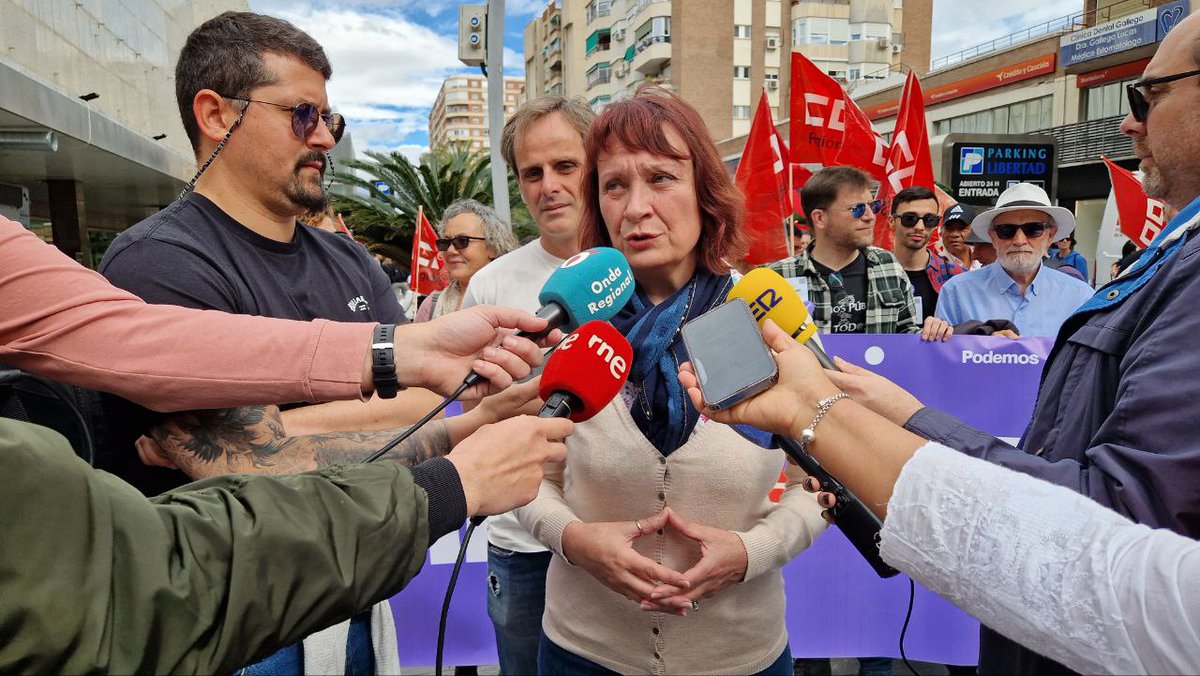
<box><xmin>3</xmin><ymin>6</ymin><xmax>1200</xmax><ymax>676</ymax></box>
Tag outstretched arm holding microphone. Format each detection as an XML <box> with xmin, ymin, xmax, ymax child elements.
<box><xmin>678</xmin><ymin>320</ymin><xmax>1200</xmax><ymax>675</ymax></box>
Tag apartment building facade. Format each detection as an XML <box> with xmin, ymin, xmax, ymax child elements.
<box><xmin>523</xmin><ymin>0</ymin><xmax>929</xmax><ymax>141</ymax></box>
<box><xmin>428</xmin><ymin>74</ymin><xmax>526</xmax><ymax>152</ymax></box>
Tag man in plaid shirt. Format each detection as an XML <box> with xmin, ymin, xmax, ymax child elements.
<box><xmin>766</xmin><ymin>166</ymin><xmax>951</xmax><ymax>339</ymax></box>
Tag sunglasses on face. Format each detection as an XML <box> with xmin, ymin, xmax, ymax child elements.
<box><xmin>991</xmin><ymin>222</ymin><xmax>1051</xmax><ymax>240</ymax></box>
<box><xmin>435</xmin><ymin>235</ymin><xmax>488</xmax><ymax>252</ymax></box>
<box><xmin>223</xmin><ymin>95</ymin><xmax>346</xmax><ymax>143</ymax></box>
<box><xmin>827</xmin><ymin>199</ymin><xmax>886</xmax><ymax>219</ymax></box>
<box><xmin>894</xmin><ymin>212</ymin><xmax>940</xmax><ymax>229</ymax></box>
<box><xmin>1126</xmin><ymin>69</ymin><xmax>1200</xmax><ymax>123</ymax></box>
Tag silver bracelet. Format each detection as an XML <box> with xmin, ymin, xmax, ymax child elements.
<box><xmin>799</xmin><ymin>392</ymin><xmax>850</xmax><ymax>449</ymax></box>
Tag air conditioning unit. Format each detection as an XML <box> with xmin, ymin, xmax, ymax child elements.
<box><xmin>0</xmin><ymin>182</ymin><xmax>30</xmax><ymax>228</ymax></box>
<box><xmin>765</xmin><ymin>77</ymin><xmax>779</xmax><ymax>90</ymax></box>
<box><xmin>612</xmin><ymin>27</ymin><xmax>625</xmax><ymax>41</ymax></box>
<box><xmin>876</xmin><ymin>36</ymin><xmax>891</xmax><ymax>49</ymax></box>
<box><xmin>615</xmin><ymin>63</ymin><xmax>628</xmax><ymax>78</ymax></box>
<box><xmin>892</xmin><ymin>43</ymin><xmax>903</xmax><ymax>54</ymax></box>
<box><xmin>765</xmin><ymin>36</ymin><xmax>779</xmax><ymax>49</ymax></box>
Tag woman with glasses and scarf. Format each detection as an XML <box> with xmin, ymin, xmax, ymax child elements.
<box><xmin>517</xmin><ymin>87</ymin><xmax>827</xmax><ymax>675</ymax></box>
<box><xmin>415</xmin><ymin>200</ymin><xmax>518</xmax><ymax>322</ymax></box>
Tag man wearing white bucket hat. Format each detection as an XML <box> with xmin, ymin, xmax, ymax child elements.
<box><xmin>934</xmin><ymin>183</ymin><xmax>1093</xmax><ymax>337</ymax></box>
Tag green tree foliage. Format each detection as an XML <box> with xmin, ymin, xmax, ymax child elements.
<box><xmin>329</xmin><ymin>144</ymin><xmax>536</xmax><ymax>266</ymax></box>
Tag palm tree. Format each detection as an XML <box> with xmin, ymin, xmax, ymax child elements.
<box><xmin>330</xmin><ymin>145</ymin><xmax>537</xmax><ymax>262</ymax></box>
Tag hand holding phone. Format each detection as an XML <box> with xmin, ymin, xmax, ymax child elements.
<box><xmin>680</xmin><ymin>299</ymin><xmax>778</xmax><ymax>411</ymax></box>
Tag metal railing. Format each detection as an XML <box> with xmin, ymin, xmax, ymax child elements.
<box><xmin>931</xmin><ymin>0</ymin><xmax>1152</xmax><ymax>71</ymax></box>
<box><xmin>1030</xmin><ymin>115</ymin><xmax>1133</xmax><ymax>166</ymax></box>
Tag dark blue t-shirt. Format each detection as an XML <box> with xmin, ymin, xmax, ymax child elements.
<box><xmin>97</xmin><ymin>192</ymin><xmax>406</xmax><ymax>494</ymax></box>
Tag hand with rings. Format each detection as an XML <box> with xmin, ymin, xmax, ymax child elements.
<box><xmin>560</xmin><ymin>509</ymin><xmax>689</xmax><ymax>607</ymax></box>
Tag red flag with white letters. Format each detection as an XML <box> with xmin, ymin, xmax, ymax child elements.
<box><xmin>874</xmin><ymin>71</ymin><xmax>936</xmax><ymax>248</ymax></box>
<box><xmin>410</xmin><ymin>206</ymin><xmax>447</xmax><ymax>296</ymax></box>
<box><xmin>1103</xmin><ymin>157</ymin><xmax>1166</xmax><ymax>249</ymax></box>
<box><xmin>835</xmin><ymin>96</ymin><xmax>889</xmax><ymax>182</ymax></box>
<box><xmin>736</xmin><ymin>92</ymin><xmax>793</xmax><ymax>265</ymax></box>
<box><xmin>789</xmin><ymin>53</ymin><xmax>856</xmax><ymax>168</ymax></box>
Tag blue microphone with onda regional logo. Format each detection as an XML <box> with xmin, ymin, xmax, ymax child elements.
<box><xmin>461</xmin><ymin>247</ymin><xmax>635</xmax><ymax>389</ymax></box>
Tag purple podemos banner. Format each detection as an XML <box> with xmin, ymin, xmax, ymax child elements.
<box><xmin>390</xmin><ymin>334</ymin><xmax>1054</xmax><ymax>666</ymax></box>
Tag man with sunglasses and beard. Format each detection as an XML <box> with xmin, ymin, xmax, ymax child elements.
<box><xmin>934</xmin><ymin>183</ymin><xmax>1092</xmax><ymax>338</ymax></box>
<box><xmin>888</xmin><ymin>185</ymin><xmax>963</xmax><ymax>325</ymax></box>
<box><xmin>96</xmin><ymin>12</ymin><xmax>542</xmax><ymax>675</ymax></box>
<box><xmin>766</xmin><ymin>166</ymin><xmax>951</xmax><ymax>339</ymax></box>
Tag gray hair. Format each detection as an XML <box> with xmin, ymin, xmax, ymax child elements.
<box><xmin>437</xmin><ymin>199</ymin><xmax>519</xmax><ymax>258</ymax></box>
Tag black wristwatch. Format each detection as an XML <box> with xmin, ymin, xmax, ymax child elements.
<box><xmin>371</xmin><ymin>323</ymin><xmax>400</xmax><ymax>399</ymax></box>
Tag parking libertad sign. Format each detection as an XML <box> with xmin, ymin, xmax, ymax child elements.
<box><xmin>944</xmin><ymin>134</ymin><xmax>1057</xmax><ymax>206</ymax></box>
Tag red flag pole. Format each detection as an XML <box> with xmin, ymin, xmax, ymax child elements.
<box><xmin>787</xmin><ymin>166</ymin><xmax>796</xmax><ymax>259</ymax></box>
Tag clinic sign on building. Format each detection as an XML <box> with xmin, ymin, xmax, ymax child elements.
<box><xmin>1060</xmin><ymin>0</ymin><xmax>1189</xmax><ymax>67</ymax></box>
<box><xmin>945</xmin><ymin>134</ymin><xmax>1058</xmax><ymax>206</ymax></box>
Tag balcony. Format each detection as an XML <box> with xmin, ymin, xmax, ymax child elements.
<box><xmin>1030</xmin><ymin>115</ymin><xmax>1133</xmax><ymax>166</ymax></box>
<box><xmin>632</xmin><ymin>34</ymin><xmax>671</xmax><ymax>75</ymax></box>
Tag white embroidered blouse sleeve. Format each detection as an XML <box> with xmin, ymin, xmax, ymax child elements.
<box><xmin>879</xmin><ymin>442</ymin><xmax>1200</xmax><ymax>675</ymax></box>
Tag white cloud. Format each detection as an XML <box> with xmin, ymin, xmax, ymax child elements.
<box><xmin>931</xmin><ymin>0</ymin><xmax>1080</xmax><ymax>63</ymax></box>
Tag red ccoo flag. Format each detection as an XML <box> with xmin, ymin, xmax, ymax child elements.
<box><xmin>410</xmin><ymin>206</ymin><xmax>447</xmax><ymax>296</ymax></box>
<box><xmin>736</xmin><ymin>91</ymin><xmax>793</xmax><ymax>265</ymax></box>
<box><xmin>790</xmin><ymin>53</ymin><xmax>864</xmax><ymax>169</ymax></box>
<box><xmin>872</xmin><ymin>71</ymin><xmax>936</xmax><ymax>248</ymax></box>
<box><xmin>1103</xmin><ymin>157</ymin><xmax>1167</xmax><ymax>249</ymax></box>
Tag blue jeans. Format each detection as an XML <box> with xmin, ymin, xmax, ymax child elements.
<box><xmin>486</xmin><ymin>545</ymin><xmax>552</xmax><ymax>676</ymax></box>
<box><xmin>539</xmin><ymin>633</ymin><xmax>793</xmax><ymax>675</ymax></box>
<box><xmin>237</xmin><ymin>610</ymin><xmax>374</xmax><ymax>675</ymax></box>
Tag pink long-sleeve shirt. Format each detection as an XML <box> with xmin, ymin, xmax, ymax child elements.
<box><xmin>1</xmin><ymin>217</ymin><xmax>373</xmax><ymax>411</ymax></box>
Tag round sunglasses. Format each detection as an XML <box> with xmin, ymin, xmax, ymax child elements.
<box><xmin>825</xmin><ymin>199</ymin><xmax>887</xmax><ymax>219</ymax></box>
<box><xmin>991</xmin><ymin>221</ymin><xmax>1051</xmax><ymax>240</ymax></box>
<box><xmin>222</xmin><ymin>95</ymin><xmax>346</xmax><ymax>143</ymax></box>
<box><xmin>435</xmin><ymin>235</ymin><xmax>488</xmax><ymax>252</ymax></box>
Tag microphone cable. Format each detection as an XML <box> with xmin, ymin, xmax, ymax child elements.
<box><xmin>899</xmin><ymin>578</ymin><xmax>917</xmax><ymax>675</ymax></box>
<box><xmin>435</xmin><ymin>519</ymin><xmax>479</xmax><ymax>676</ymax></box>
<box><xmin>359</xmin><ymin>381</ymin><xmax>470</xmax><ymax>464</ymax></box>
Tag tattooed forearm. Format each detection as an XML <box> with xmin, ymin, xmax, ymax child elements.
<box><xmin>148</xmin><ymin>404</ymin><xmax>455</xmax><ymax>478</ymax></box>
<box><xmin>311</xmin><ymin>421</ymin><xmax>451</xmax><ymax>467</ymax></box>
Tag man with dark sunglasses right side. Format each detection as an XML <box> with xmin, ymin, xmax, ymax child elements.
<box><xmin>933</xmin><ymin>182</ymin><xmax>1093</xmax><ymax>339</ymax></box>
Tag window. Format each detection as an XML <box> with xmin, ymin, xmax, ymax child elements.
<box><xmin>585</xmin><ymin>0</ymin><xmax>611</xmax><ymax>23</ymax></box>
<box><xmin>586</xmin><ymin>29</ymin><xmax>612</xmax><ymax>56</ymax></box>
<box><xmin>849</xmin><ymin>23</ymin><xmax>891</xmax><ymax>41</ymax></box>
<box><xmin>1085</xmin><ymin>79</ymin><xmax>1134</xmax><ymax>120</ymax></box>
<box><xmin>793</xmin><ymin>17</ymin><xmax>849</xmax><ymax>46</ymax></box>
<box><xmin>734</xmin><ymin>65</ymin><xmax>751</xmax><ymax>79</ymax></box>
<box><xmin>931</xmin><ymin>96</ymin><xmax>1054</xmax><ymax>135</ymax></box>
<box><xmin>587</xmin><ymin>62</ymin><xmax>612</xmax><ymax>88</ymax></box>
<box><xmin>734</xmin><ymin>25</ymin><xmax>751</xmax><ymax>38</ymax></box>
<box><xmin>733</xmin><ymin>105</ymin><xmax>751</xmax><ymax>119</ymax></box>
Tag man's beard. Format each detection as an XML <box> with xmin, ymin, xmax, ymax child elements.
<box><xmin>286</xmin><ymin>152</ymin><xmax>328</xmax><ymax>212</ymax></box>
<box><xmin>999</xmin><ymin>249</ymin><xmax>1041</xmax><ymax>276</ymax></box>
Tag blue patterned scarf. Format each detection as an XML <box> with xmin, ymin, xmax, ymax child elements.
<box><xmin>612</xmin><ymin>269</ymin><xmax>733</xmax><ymax>455</ymax></box>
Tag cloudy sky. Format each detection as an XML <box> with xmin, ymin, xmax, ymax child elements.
<box><xmin>248</xmin><ymin>0</ymin><xmax>1080</xmax><ymax>161</ymax></box>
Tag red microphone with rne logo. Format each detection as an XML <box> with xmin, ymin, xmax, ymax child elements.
<box><xmin>537</xmin><ymin>320</ymin><xmax>632</xmax><ymax>422</ymax></box>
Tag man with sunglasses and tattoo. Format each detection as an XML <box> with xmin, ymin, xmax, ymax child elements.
<box><xmin>888</xmin><ymin>185</ymin><xmax>963</xmax><ymax>323</ymax></box>
<box><xmin>834</xmin><ymin>17</ymin><xmax>1200</xmax><ymax>672</ymax></box>
<box><xmin>95</xmin><ymin>12</ymin><xmax>542</xmax><ymax>675</ymax></box>
<box><xmin>766</xmin><ymin>166</ymin><xmax>952</xmax><ymax>340</ymax></box>
<box><xmin>933</xmin><ymin>183</ymin><xmax>1092</xmax><ymax>338</ymax></box>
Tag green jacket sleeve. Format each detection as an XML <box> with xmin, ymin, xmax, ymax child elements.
<box><xmin>0</xmin><ymin>419</ymin><xmax>466</xmax><ymax>674</ymax></box>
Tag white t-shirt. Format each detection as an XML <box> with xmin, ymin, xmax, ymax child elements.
<box><xmin>461</xmin><ymin>238</ymin><xmax>566</xmax><ymax>552</ymax></box>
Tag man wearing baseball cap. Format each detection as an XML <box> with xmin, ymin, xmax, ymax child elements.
<box><xmin>940</xmin><ymin>202</ymin><xmax>980</xmax><ymax>270</ymax></box>
<box><xmin>933</xmin><ymin>183</ymin><xmax>1093</xmax><ymax>337</ymax></box>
